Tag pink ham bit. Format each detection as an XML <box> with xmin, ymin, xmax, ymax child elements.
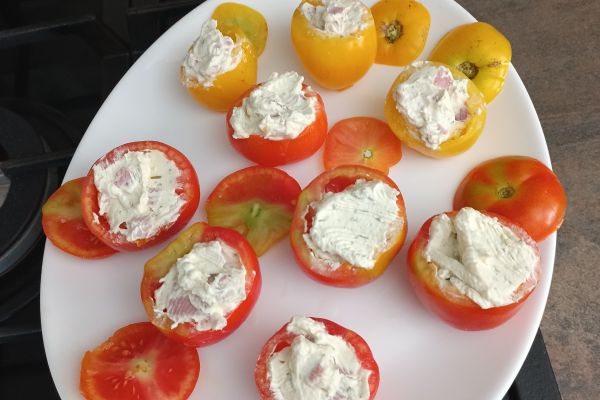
<box><xmin>455</xmin><ymin>107</ymin><xmax>470</xmax><ymax>122</ymax></box>
<box><xmin>433</xmin><ymin>68</ymin><xmax>453</xmax><ymax>89</ymax></box>
<box><xmin>329</xmin><ymin>6</ymin><xmax>344</xmax><ymax>14</ymax></box>
<box><xmin>166</xmin><ymin>295</ymin><xmax>197</xmax><ymax>320</ymax></box>
<box><xmin>114</xmin><ymin>167</ymin><xmax>133</xmax><ymax>188</ymax></box>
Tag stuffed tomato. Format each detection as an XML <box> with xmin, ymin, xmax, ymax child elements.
<box><xmin>227</xmin><ymin>71</ymin><xmax>327</xmax><ymax>167</ymax></box>
<box><xmin>290</xmin><ymin>165</ymin><xmax>407</xmax><ymax>287</ymax></box>
<box><xmin>141</xmin><ymin>222</ymin><xmax>261</xmax><ymax>347</ymax></box>
<box><xmin>255</xmin><ymin>316</ymin><xmax>379</xmax><ymax>400</ymax></box>
<box><xmin>408</xmin><ymin>207</ymin><xmax>541</xmax><ymax>330</ymax></box>
<box><xmin>80</xmin><ymin>141</ymin><xmax>199</xmax><ymax>252</ymax></box>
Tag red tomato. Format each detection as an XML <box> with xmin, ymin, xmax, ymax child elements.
<box><xmin>290</xmin><ymin>165</ymin><xmax>407</xmax><ymax>287</ymax></box>
<box><xmin>453</xmin><ymin>156</ymin><xmax>566</xmax><ymax>241</ymax></box>
<box><xmin>226</xmin><ymin>83</ymin><xmax>328</xmax><ymax>166</ymax></box>
<box><xmin>323</xmin><ymin>117</ymin><xmax>402</xmax><ymax>174</ymax></box>
<box><xmin>141</xmin><ymin>222</ymin><xmax>261</xmax><ymax>347</ymax></box>
<box><xmin>81</xmin><ymin>141</ymin><xmax>200</xmax><ymax>251</ymax></box>
<box><xmin>206</xmin><ymin>166</ymin><xmax>301</xmax><ymax>256</ymax></box>
<box><xmin>407</xmin><ymin>210</ymin><xmax>541</xmax><ymax>330</ymax></box>
<box><xmin>42</xmin><ymin>177</ymin><xmax>117</xmax><ymax>259</ymax></box>
<box><xmin>80</xmin><ymin>322</ymin><xmax>199</xmax><ymax>400</ymax></box>
<box><xmin>255</xmin><ymin>317</ymin><xmax>379</xmax><ymax>400</ymax></box>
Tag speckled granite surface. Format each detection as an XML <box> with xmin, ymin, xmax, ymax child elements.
<box><xmin>456</xmin><ymin>1</ymin><xmax>600</xmax><ymax>399</ymax></box>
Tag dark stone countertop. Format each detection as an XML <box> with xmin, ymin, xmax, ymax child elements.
<box><xmin>455</xmin><ymin>1</ymin><xmax>600</xmax><ymax>399</ymax></box>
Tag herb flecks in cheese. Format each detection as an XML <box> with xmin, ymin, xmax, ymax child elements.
<box><xmin>394</xmin><ymin>64</ymin><xmax>470</xmax><ymax>150</ymax></box>
<box><xmin>181</xmin><ymin>19</ymin><xmax>242</xmax><ymax>88</ymax></box>
<box><xmin>93</xmin><ymin>149</ymin><xmax>184</xmax><ymax>242</ymax></box>
<box><xmin>425</xmin><ymin>207</ymin><xmax>538</xmax><ymax>309</ymax></box>
<box><xmin>268</xmin><ymin>316</ymin><xmax>371</xmax><ymax>400</ymax></box>
<box><xmin>153</xmin><ymin>240</ymin><xmax>247</xmax><ymax>331</ymax></box>
<box><xmin>230</xmin><ymin>71</ymin><xmax>317</xmax><ymax>141</ymax></box>
<box><xmin>300</xmin><ymin>0</ymin><xmax>370</xmax><ymax>37</ymax></box>
<box><xmin>304</xmin><ymin>179</ymin><xmax>402</xmax><ymax>270</ymax></box>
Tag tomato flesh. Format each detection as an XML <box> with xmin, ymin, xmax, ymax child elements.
<box><xmin>141</xmin><ymin>222</ymin><xmax>261</xmax><ymax>347</ymax></box>
<box><xmin>290</xmin><ymin>165</ymin><xmax>407</xmax><ymax>287</ymax></box>
<box><xmin>323</xmin><ymin>117</ymin><xmax>402</xmax><ymax>174</ymax></box>
<box><xmin>227</xmin><ymin>83</ymin><xmax>327</xmax><ymax>167</ymax></box>
<box><xmin>453</xmin><ymin>156</ymin><xmax>566</xmax><ymax>241</ymax></box>
<box><xmin>407</xmin><ymin>210</ymin><xmax>541</xmax><ymax>330</ymax></box>
<box><xmin>42</xmin><ymin>177</ymin><xmax>117</xmax><ymax>259</ymax></box>
<box><xmin>81</xmin><ymin>141</ymin><xmax>200</xmax><ymax>252</ymax></box>
<box><xmin>255</xmin><ymin>317</ymin><xmax>379</xmax><ymax>400</ymax></box>
<box><xmin>206</xmin><ymin>166</ymin><xmax>301</xmax><ymax>256</ymax></box>
<box><xmin>80</xmin><ymin>322</ymin><xmax>199</xmax><ymax>400</ymax></box>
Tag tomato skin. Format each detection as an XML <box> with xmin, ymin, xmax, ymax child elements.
<box><xmin>226</xmin><ymin>83</ymin><xmax>327</xmax><ymax>167</ymax></box>
<box><xmin>182</xmin><ymin>24</ymin><xmax>257</xmax><ymax>112</ymax></box>
<box><xmin>453</xmin><ymin>156</ymin><xmax>567</xmax><ymax>241</ymax></box>
<box><xmin>141</xmin><ymin>222</ymin><xmax>261</xmax><ymax>347</ymax></box>
<box><xmin>255</xmin><ymin>317</ymin><xmax>379</xmax><ymax>400</ymax></box>
<box><xmin>384</xmin><ymin>60</ymin><xmax>487</xmax><ymax>158</ymax></box>
<box><xmin>291</xmin><ymin>0</ymin><xmax>377</xmax><ymax>90</ymax></box>
<box><xmin>42</xmin><ymin>177</ymin><xmax>117</xmax><ymax>259</ymax></box>
<box><xmin>81</xmin><ymin>141</ymin><xmax>200</xmax><ymax>252</ymax></box>
<box><xmin>211</xmin><ymin>2</ymin><xmax>268</xmax><ymax>56</ymax></box>
<box><xmin>407</xmin><ymin>210</ymin><xmax>541</xmax><ymax>330</ymax></box>
<box><xmin>80</xmin><ymin>322</ymin><xmax>199</xmax><ymax>400</ymax></box>
<box><xmin>290</xmin><ymin>165</ymin><xmax>407</xmax><ymax>287</ymax></box>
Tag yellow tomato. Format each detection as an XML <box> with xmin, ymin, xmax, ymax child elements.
<box><xmin>211</xmin><ymin>2</ymin><xmax>268</xmax><ymax>56</ymax></box>
<box><xmin>383</xmin><ymin>61</ymin><xmax>487</xmax><ymax>158</ymax></box>
<box><xmin>371</xmin><ymin>0</ymin><xmax>430</xmax><ymax>66</ymax></box>
<box><xmin>429</xmin><ymin>22</ymin><xmax>512</xmax><ymax>103</ymax></box>
<box><xmin>181</xmin><ymin>25</ymin><xmax>257</xmax><ymax>112</ymax></box>
<box><xmin>290</xmin><ymin>0</ymin><xmax>377</xmax><ymax>90</ymax></box>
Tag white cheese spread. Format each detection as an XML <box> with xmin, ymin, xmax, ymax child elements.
<box><xmin>394</xmin><ymin>64</ymin><xmax>470</xmax><ymax>150</ymax></box>
<box><xmin>303</xmin><ymin>179</ymin><xmax>402</xmax><ymax>270</ymax></box>
<box><xmin>92</xmin><ymin>149</ymin><xmax>184</xmax><ymax>242</ymax></box>
<box><xmin>153</xmin><ymin>240</ymin><xmax>247</xmax><ymax>331</ymax></box>
<box><xmin>181</xmin><ymin>19</ymin><xmax>242</xmax><ymax>88</ymax></box>
<box><xmin>230</xmin><ymin>71</ymin><xmax>317</xmax><ymax>141</ymax></box>
<box><xmin>268</xmin><ymin>316</ymin><xmax>371</xmax><ymax>400</ymax></box>
<box><xmin>300</xmin><ymin>0</ymin><xmax>369</xmax><ymax>37</ymax></box>
<box><xmin>424</xmin><ymin>207</ymin><xmax>539</xmax><ymax>309</ymax></box>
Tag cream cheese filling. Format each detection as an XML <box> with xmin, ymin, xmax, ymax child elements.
<box><xmin>300</xmin><ymin>0</ymin><xmax>370</xmax><ymax>37</ymax></box>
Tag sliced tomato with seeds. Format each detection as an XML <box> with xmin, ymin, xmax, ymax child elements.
<box><xmin>42</xmin><ymin>177</ymin><xmax>117</xmax><ymax>259</ymax></box>
<box><xmin>141</xmin><ymin>222</ymin><xmax>261</xmax><ymax>347</ymax></box>
<box><xmin>80</xmin><ymin>141</ymin><xmax>200</xmax><ymax>252</ymax></box>
<box><xmin>255</xmin><ymin>317</ymin><xmax>379</xmax><ymax>400</ymax></box>
<box><xmin>323</xmin><ymin>117</ymin><xmax>402</xmax><ymax>174</ymax></box>
<box><xmin>80</xmin><ymin>322</ymin><xmax>199</xmax><ymax>400</ymax></box>
<box><xmin>206</xmin><ymin>166</ymin><xmax>301</xmax><ymax>256</ymax></box>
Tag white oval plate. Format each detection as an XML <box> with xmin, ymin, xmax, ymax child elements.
<box><xmin>41</xmin><ymin>1</ymin><xmax>555</xmax><ymax>399</ymax></box>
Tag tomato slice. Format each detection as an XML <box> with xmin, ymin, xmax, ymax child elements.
<box><xmin>80</xmin><ymin>322</ymin><xmax>199</xmax><ymax>400</ymax></box>
<box><xmin>453</xmin><ymin>156</ymin><xmax>567</xmax><ymax>241</ymax></box>
<box><xmin>206</xmin><ymin>166</ymin><xmax>301</xmax><ymax>256</ymax></box>
<box><xmin>42</xmin><ymin>177</ymin><xmax>117</xmax><ymax>259</ymax></box>
<box><xmin>290</xmin><ymin>165</ymin><xmax>407</xmax><ymax>287</ymax></box>
<box><xmin>255</xmin><ymin>317</ymin><xmax>379</xmax><ymax>400</ymax></box>
<box><xmin>323</xmin><ymin>117</ymin><xmax>402</xmax><ymax>174</ymax></box>
<box><xmin>81</xmin><ymin>141</ymin><xmax>200</xmax><ymax>252</ymax></box>
<box><xmin>141</xmin><ymin>222</ymin><xmax>261</xmax><ymax>347</ymax></box>
<box><xmin>407</xmin><ymin>210</ymin><xmax>541</xmax><ymax>330</ymax></box>
<box><xmin>226</xmin><ymin>83</ymin><xmax>328</xmax><ymax>167</ymax></box>
<box><xmin>211</xmin><ymin>2</ymin><xmax>268</xmax><ymax>56</ymax></box>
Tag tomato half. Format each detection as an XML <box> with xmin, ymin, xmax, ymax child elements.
<box><xmin>407</xmin><ymin>210</ymin><xmax>541</xmax><ymax>330</ymax></box>
<box><xmin>323</xmin><ymin>117</ymin><xmax>402</xmax><ymax>174</ymax></box>
<box><xmin>42</xmin><ymin>177</ymin><xmax>117</xmax><ymax>259</ymax></box>
<box><xmin>371</xmin><ymin>0</ymin><xmax>431</xmax><ymax>66</ymax></box>
<box><xmin>453</xmin><ymin>156</ymin><xmax>566</xmax><ymax>241</ymax></box>
<box><xmin>255</xmin><ymin>317</ymin><xmax>379</xmax><ymax>400</ymax></box>
<box><xmin>141</xmin><ymin>222</ymin><xmax>261</xmax><ymax>347</ymax></box>
<box><xmin>211</xmin><ymin>2</ymin><xmax>268</xmax><ymax>56</ymax></box>
<box><xmin>226</xmin><ymin>82</ymin><xmax>328</xmax><ymax>167</ymax></box>
<box><xmin>290</xmin><ymin>165</ymin><xmax>407</xmax><ymax>287</ymax></box>
<box><xmin>81</xmin><ymin>141</ymin><xmax>200</xmax><ymax>252</ymax></box>
<box><xmin>206</xmin><ymin>166</ymin><xmax>301</xmax><ymax>256</ymax></box>
<box><xmin>80</xmin><ymin>322</ymin><xmax>199</xmax><ymax>400</ymax></box>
